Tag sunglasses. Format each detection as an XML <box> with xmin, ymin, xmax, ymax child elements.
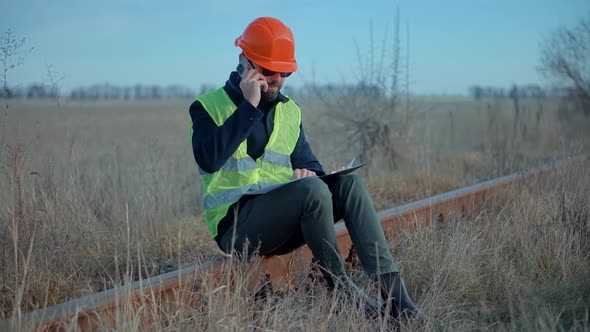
<box><xmin>247</xmin><ymin>59</ymin><xmax>292</xmax><ymax>78</ymax></box>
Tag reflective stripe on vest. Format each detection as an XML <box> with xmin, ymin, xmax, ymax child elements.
<box><xmin>198</xmin><ymin>157</ymin><xmax>259</xmax><ymax>175</ymax></box>
<box><xmin>260</xmin><ymin>149</ymin><xmax>291</xmax><ymax>168</ymax></box>
<box><xmin>194</xmin><ymin>88</ymin><xmax>301</xmax><ymax>238</ymax></box>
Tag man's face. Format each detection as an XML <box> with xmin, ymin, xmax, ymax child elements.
<box><xmin>249</xmin><ymin>61</ymin><xmax>289</xmax><ymax>103</ymax></box>
<box><xmin>260</xmin><ymin>71</ymin><xmax>284</xmax><ymax>103</ymax></box>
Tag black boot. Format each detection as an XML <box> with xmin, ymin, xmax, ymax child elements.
<box><xmin>327</xmin><ymin>273</ymin><xmax>382</xmax><ymax>320</ymax></box>
<box><xmin>379</xmin><ymin>272</ymin><xmax>418</xmax><ymax>320</ymax></box>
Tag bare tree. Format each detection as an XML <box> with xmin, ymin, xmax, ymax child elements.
<box><xmin>308</xmin><ymin>8</ymin><xmax>418</xmax><ymax>173</ymax></box>
<box><xmin>509</xmin><ymin>84</ymin><xmax>521</xmax><ymax>151</ymax></box>
<box><xmin>538</xmin><ymin>15</ymin><xmax>590</xmax><ymax>115</ymax></box>
<box><xmin>1</xmin><ymin>29</ymin><xmax>33</xmax><ymax>108</ymax></box>
<box><xmin>1</xmin><ymin>29</ymin><xmax>33</xmax><ymax>160</ymax></box>
<box><xmin>45</xmin><ymin>63</ymin><xmax>65</xmax><ymax>107</ymax></box>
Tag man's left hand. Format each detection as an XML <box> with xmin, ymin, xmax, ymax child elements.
<box><xmin>292</xmin><ymin>168</ymin><xmax>316</xmax><ymax>179</ymax></box>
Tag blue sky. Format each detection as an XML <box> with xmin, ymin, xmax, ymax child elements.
<box><xmin>1</xmin><ymin>0</ymin><xmax>589</xmax><ymax>95</ymax></box>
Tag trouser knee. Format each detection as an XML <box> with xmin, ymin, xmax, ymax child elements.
<box><xmin>293</xmin><ymin>177</ymin><xmax>332</xmax><ymax>207</ymax></box>
<box><xmin>338</xmin><ymin>174</ymin><xmax>366</xmax><ymax>193</ymax></box>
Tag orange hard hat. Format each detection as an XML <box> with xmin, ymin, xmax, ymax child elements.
<box><xmin>234</xmin><ymin>17</ymin><xmax>297</xmax><ymax>73</ymax></box>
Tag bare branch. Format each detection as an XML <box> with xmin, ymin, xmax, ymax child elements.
<box><xmin>305</xmin><ymin>7</ymin><xmax>416</xmax><ymax>173</ymax></box>
<box><xmin>45</xmin><ymin>63</ymin><xmax>66</xmax><ymax>107</ymax></box>
<box><xmin>1</xmin><ymin>29</ymin><xmax>33</xmax><ymax>161</ymax></box>
<box><xmin>538</xmin><ymin>15</ymin><xmax>590</xmax><ymax>115</ymax></box>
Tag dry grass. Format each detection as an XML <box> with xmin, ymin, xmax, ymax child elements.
<box><xmin>7</xmin><ymin>160</ymin><xmax>589</xmax><ymax>332</ymax></box>
<box><xmin>392</xmin><ymin>162</ymin><xmax>590</xmax><ymax>331</ymax></box>
<box><xmin>0</xmin><ymin>97</ymin><xmax>589</xmax><ymax>331</ymax></box>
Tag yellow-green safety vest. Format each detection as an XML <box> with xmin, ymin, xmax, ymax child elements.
<box><xmin>193</xmin><ymin>88</ymin><xmax>301</xmax><ymax>238</ymax></box>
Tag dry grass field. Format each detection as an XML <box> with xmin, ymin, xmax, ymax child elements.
<box><xmin>0</xmin><ymin>96</ymin><xmax>589</xmax><ymax>331</ymax></box>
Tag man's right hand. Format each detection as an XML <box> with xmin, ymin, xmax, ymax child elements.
<box><xmin>239</xmin><ymin>63</ymin><xmax>268</xmax><ymax>107</ymax></box>
<box><xmin>292</xmin><ymin>168</ymin><xmax>316</xmax><ymax>179</ymax></box>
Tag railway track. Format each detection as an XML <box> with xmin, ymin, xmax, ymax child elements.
<box><xmin>0</xmin><ymin>158</ymin><xmax>581</xmax><ymax>331</ymax></box>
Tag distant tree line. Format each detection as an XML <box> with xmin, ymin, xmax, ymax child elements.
<box><xmin>295</xmin><ymin>83</ymin><xmax>385</xmax><ymax>98</ymax></box>
<box><xmin>3</xmin><ymin>82</ymin><xmax>386</xmax><ymax>100</ymax></box>
<box><xmin>2</xmin><ymin>83</ymin><xmax>219</xmax><ymax>100</ymax></box>
<box><xmin>467</xmin><ymin>84</ymin><xmax>581</xmax><ymax>100</ymax></box>
<box><xmin>2</xmin><ymin>81</ymin><xmax>583</xmax><ymax>101</ymax></box>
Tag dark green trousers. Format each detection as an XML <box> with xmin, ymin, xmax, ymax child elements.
<box><xmin>217</xmin><ymin>175</ymin><xmax>398</xmax><ymax>276</ymax></box>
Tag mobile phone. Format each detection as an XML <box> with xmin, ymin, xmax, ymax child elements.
<box><xmin>236</xmin><ymin>57</ymin><xmax>251</xmax><ymax>78</ymax></box>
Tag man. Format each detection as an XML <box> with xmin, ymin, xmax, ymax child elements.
<box><xmin>189</xmin><ymin>16</ymin><xmax>417</xmax><ymax>320</ymax></box>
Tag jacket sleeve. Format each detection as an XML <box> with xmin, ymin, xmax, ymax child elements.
<box><xmin>290</xmin><ymin>124</ymin><xmax>326</xmax><ymax>176</ymax></box>
<box><xmin>189</xmin><ymin>99</ymin><xmax>262</xmax><ymax>173</ymax></box>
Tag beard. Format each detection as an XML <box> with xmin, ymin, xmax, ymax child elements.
<box><xmin>260</xmin><ymin>81</ymin><xmax>282</xmax><ymax>104</ymax></box>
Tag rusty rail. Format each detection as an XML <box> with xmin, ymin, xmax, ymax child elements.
<box><xmin>0</xmin><ymin>157</ymin><xmax>581</xmax><ymax>331</ymax></box>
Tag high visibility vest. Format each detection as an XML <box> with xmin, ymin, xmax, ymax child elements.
<box><xmin>193</xmin><ymin>88</ymin><xmax>301</xmax><ymax>238</ymax></box>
